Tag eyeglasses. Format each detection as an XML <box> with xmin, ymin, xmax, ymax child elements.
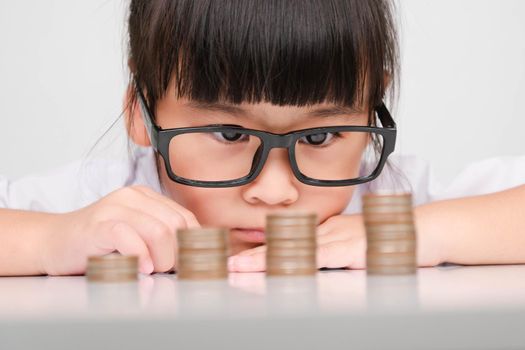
<box><xmin>136</xmin><ymin>86</ymin><xmax>396</xmax><ymax>188</ymax></box>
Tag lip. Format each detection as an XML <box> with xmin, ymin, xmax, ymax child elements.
<box><xmin>232</xmin><ymin>227</ymin><xmax>266</xmax><ymax>243</ymax></box>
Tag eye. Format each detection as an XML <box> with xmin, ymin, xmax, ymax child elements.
<box><xmin>300</xmin><ymin>132</ymin><xmax>338</xmax><ymax>146</ymax></box>
<box><xmin>212</xmin><ymin>131</ymin><xmax>249</xmax><ymax>143</ymax></box>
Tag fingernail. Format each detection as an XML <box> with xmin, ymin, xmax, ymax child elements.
<box><xmin>228</xmin><ymin>257</ymin><xmax>236</xmax><ymax>271</ymax></box>
<box><xmin>141</xmin><ymin>259</ymin><xmax>154</xmax><ymax>274</ymax></box>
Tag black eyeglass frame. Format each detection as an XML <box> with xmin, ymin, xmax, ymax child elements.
<box><xmin>136</xmin><ymin>87</ymin><xmax>397</xmax><ymax>188</ymax></box>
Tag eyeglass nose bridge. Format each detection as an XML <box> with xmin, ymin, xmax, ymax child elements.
<box><xmin>264</xmin><ymin>133</ymin><xmax>295</xmax><ymax>150</ymax></box>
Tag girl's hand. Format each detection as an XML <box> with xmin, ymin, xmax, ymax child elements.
<box><xmin>228</xmin><ymin>214</ymin><xmax>366</xmax><ymax>272</ymax></box>
<box><xmin>41</xmin><ymin>185</ymin><xmax>200</xmax><ymax>275</ymax></box>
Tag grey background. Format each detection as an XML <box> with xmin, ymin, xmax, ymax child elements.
<box><xmin>0</xmin><ymin>0</ymin><xmax>524</xmax><ymax>184</ymax></box>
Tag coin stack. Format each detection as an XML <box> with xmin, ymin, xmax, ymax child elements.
<box><xmin>177</xmin><ymin>227</ymin><xmax>229</xmax><ymax>280</ymax></box>
<box><xmin>266</xmin><ymin>211</ymin><xmax>317</xmax><ymax>276</ymax></box>
<box><xmin>86</xmin><ymin>253</ymin><xmax>138</xmax><ymax>282</ymax></box>
<box><xmin>362</xmin><ymin>193</ymin><xmax>417</xmax><ymax>275</ymax></box>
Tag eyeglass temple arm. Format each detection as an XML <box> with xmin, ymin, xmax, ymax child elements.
<box><xmin>134</xmin><ymin>83</ymin><xmax>160</xmax><ymax>149</ymax></box>
<box><xmin>376</xmin><ymin>102</ymin><xmax>396</xmax><ymax>129</ymax></box>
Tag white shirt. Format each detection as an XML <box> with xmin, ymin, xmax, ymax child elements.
<box><xmin>1</xmin><ymin>146</ymin><xmax>524</xmax><ymax>214</ymax></box>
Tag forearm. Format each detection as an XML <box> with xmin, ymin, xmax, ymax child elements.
<box><xmin>0</xmin><ymin>209</ymin><xmax>57</xmax><ymax>276</ymax></box>
<box><xmin>416</xmin><ymin>185</ymin><xmax>525</xmax><ymax>266</ymax></box>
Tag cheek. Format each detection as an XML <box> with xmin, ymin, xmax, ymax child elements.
<box><xmin>158</xmin><ymin>155</ymin><xmax>356</xmax><ymax>225</ymax></box>
<box><xmin>157</xmin><ymin>159</ymin><xmax>239</xmax><ymax>225</ymax></box>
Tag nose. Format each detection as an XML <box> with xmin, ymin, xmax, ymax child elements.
<box><xmin>242</xmin><ymin>148</ymin><xmax>299</xmax><ymax>206</ymax></box>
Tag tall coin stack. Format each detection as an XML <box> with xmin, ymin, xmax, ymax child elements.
<box><xmin>266</xmin><ymin>211</ymin><xmax>317</xmax><ymax>276</ymax></box>
<box><xmin>177</xmin><ymin>227</ymin><xmax>229</xmax><ymax>280</ymax></box>
<box><xmin>362</xmin><ymin>193</ymin><xmax>417</xmax><ymax>275</ymax></box>
<box><xmin>86</xmin><ymin>253</ymin><xmax>138</xmax><ymax>282</ymax></box>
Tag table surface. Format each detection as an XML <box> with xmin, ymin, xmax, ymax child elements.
<box><xmin>2</xmin><ymin>265</ymin><xmax>525</xmax><ymax>350</ymax></box>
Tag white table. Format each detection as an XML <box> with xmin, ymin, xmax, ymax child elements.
<box><xmin>1</xmin><ymin>265</ymin><xmax>525</xmax><ymax>349</ymax></box>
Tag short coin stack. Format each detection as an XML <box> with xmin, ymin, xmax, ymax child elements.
<box><xmin>266</xmin><ymin>211</ymin><xmax>317</xmax><ymax>276</ymax></box>
<box><xmin>362</xmin><ymin>193</ymin><xmax>417</xmax><ymax>275</ymax></box>
<box><xmin>86</xmin><ymin>253</ymin><xmax>138</xmax><ymax>282</ymax></box>
<box><xmin>177</xmin><ymin>227</ymin><xmax>228</xmax><ymax>280</ymax></box>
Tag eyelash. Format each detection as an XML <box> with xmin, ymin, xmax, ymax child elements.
<box><xmin>211</xmin><ymin>132</ymin><xmax>250</xmax><ymax>144</ymax></box>
<box><xmin>211</xmin><ymin>131</ymin><xmax>343</xmax><ymax>147</ymax></box>
<box><xmin>298</xmin><ymin>132</ymin><xmax>343</xmax><ymax>147</ymax></box>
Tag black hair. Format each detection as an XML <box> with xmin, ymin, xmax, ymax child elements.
<box><xmin>127</xmin><ymin>0</ymin><xmax>399</xmax><ymax>119</ymax></box>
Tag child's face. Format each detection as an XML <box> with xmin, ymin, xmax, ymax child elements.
<box><xmin>149</xmin><ymin>83</ymin><xmax>369</xmax><ymax>251</ymax></box>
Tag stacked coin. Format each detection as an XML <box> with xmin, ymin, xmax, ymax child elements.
<box><xmin>362</xmin><ymin>193</ymin><xmax>417</xmax><ymax>275</ymax></box>
<box><xmin>177</xmin><ymin>227</ymin><xmax>228</xmax><ymax>280</ymax></box>
<box><xmin>266</xmin><ymin>211</ymin><xmax>317</xmax><ymax>276</ymax></box>
<box><xmin>86</xmin><ymin>253</ymin><xmax>138</xmax><ymax>282</ymax></box>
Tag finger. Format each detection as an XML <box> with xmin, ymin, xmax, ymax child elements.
<box><xmin>316</xmin><ymin>230</ymin><xmax>352</xmax><ymax>245</ymax></box>
<box><xmin>228</xmin><ymin>252</ymin><xmax>266</xmax><ymax>272</ymax></box>
<box><xmin>111</xmin><ymin>208</ymin><xmax>176</xmax><ymax>273</ymax></box>
<box><xmin>316</xmin><ymin>221</ymin><xmax>363</xmax><ymax>245</ymax></box>
<box><xmin>130</xmin><ymin>186</ymin><xmax>201</xmax><ymax>228</ymax></box>
<box><xmin>316</xmin><ymin>222</ymin><xmax>334</xmax><ymax>236</ymax></box>
<box><xmin>118</xmin><ymin>189</ymin><xmax>191</xmax><ymax>235</ymax></box>
<box><xmin>119</xmin><ymin>195</ymin><xmax>183</xmax><ymax>271</ymax></box>
<box><xmin>97</xmin><ymin>221</ymin><xmax>154</xmax><ymax>274</ymax></box>
<box><xmin>134</xmin><ymin>185</ymin><xmax>200</xmax><ymax>228</ymax></box>
<box><xmin>317</xmin><ymin>240</ymin><xmax>366</xmax><ymax>269</ymax></box>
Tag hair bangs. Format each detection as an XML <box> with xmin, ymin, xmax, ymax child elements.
<box><xmin>128</xmin><ymin>0</ymin><xmax>398</xmax><ymax>114</ymax></box>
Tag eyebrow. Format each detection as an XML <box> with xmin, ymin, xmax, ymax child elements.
<box><xmin>184</xmin><ymin>101</ymin><xmax>364</xmax><ymax>118</ymax></box>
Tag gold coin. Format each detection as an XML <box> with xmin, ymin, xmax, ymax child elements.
<box><xmin>367</xmin><ymin>253</ymin><xmax>416</xmax><ymax>265</ymax></box>
<box><xmin>366</xmin><ymin>236</ymin><xmax>416</xmax><ymax>244</ymax></box>
<box><xmin>178</xmin><ymin>259</ymin><xmax>227</xmax><ymax>271</ymax></box>
<box><xmin>367</xmin><ymin>240</ymin><xmax>416</xmax><ymax>254</ymax></box>
<box><xmin>267</xmin><ymin>264</ymin><xmax>317</xmax><ymax>276</ymax></box>
<box><xmin>265</xmin><ymin>239</ymin><xmax>317</xmax><ymax>249</ymax></box>
<box><xmin>87</xmin><ymin>254</ymin><xmax>138</xmax><ymax>267</ymax></box>
<box><xmin>363</xmin><ymin>213</ymin><xmax>414</xmax><ymax>221</ymax></box>
<box><xmin>175</xmin><ymin>227</ymin><xmax>229</xmax><ymax>280</ymax></box>
<box><xmin>178</xmin><ymin>248</ymin><xmax>228</xmax><ymax>257</ymax></box>
<box><xmin>265</xmin><ymin>211</ymin><xmax>318</xmax><ymax>276</ymax></box>
<box><xmin>362</xmin><ymin>204</ymin><xmax>413</xmax><ymax>213</ymax></box>
<box><xmin>266</xmin><ymin>230</ymin><xmax>316</xmax><ymax>241</ymax></box>
<box><xmin>267</xmin><ymin>257</ymin><xmax>317</xmax><ymax>268</ymax></box>
<box><xmin>266</xmin><ymin>247</ymin><xmax>316</xmax><ymax>257</ymax></box>
<box><xmin>266</xmin><ymin>221</ymin><xmax>317</xmax><ymax>229</ymax></box>
<box><xmin>267</xmin><ymin>211</ymin><xmax>317</xmax><ymax>227</ymax></box>
<box><xmin>86</xmin><ymin>253</ymin><xmax>138</xmax><ymax>282</ymax></box>
<box><xmin>267</xmin><ymin>210</ymin><xmax>317</xmax><ymax>219</ymax></box>
<box><xmin>177</xmin><ymin>228</ymin><xmax>228</xmax><ymax>244</ymax></box>
<box><xmin>362</xmin><ymin>193</ymin><xmax>413</xmax><ymax>205</ymax></box>
<box><xmin>178</xmin><ymin>257</ymin><xmax>228</xmax><ymax>266</ymax></box>
<box><xmin>177</xmin><ymin>269</ymin><xmax>228</xmax><ymax>280</ymax></box>
<box><xmin>367</xmin><ymin>265</ymin><xmax>416</xmax><ymax>275</ymax></box>
<box><xmin>365</xmin><ymin>223</ymin><xmax>416</xmax><ymax>232</ymax></box>
<box><xmin>177</xmin><ymin>227</ymin><xmax>228</xmax><ymax>236</ymax></box>
<box><xmin>86</xmin><ymin>272</ymin><xmax>138</xmax><ymax>282</ymax></box>
<box><xmin>178</xmin><ymin>251</ymin><xmax>227</xmax><ymax>260</ymax></box>
<box><xmin>367</xmin><ymin>236</ymin><xmax>416</xmax><ymax>244</ymax></box>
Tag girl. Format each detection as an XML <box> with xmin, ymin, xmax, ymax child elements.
<box><xmin>0</xmin><ymin>0</ymin><xmax>524</xmax><ymax>276</ymax></box>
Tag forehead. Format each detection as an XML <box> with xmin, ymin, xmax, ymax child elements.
<box><xmin>157</xmin><ymin>98</ymin><xmax>368</xmax><ymax>131</ymax></box>
<box><xmin>155</xmin><ymin>93</ymin><xmax>369</xmax><ymax>131</ymax></box>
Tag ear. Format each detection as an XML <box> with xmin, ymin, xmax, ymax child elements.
<box><xmin>124</xmin><ymin>84</ymin><xmax>151</xmax><ymax>147</ymax></box>
<box><xmin>383</xmin><ymin>70</ymin><xmax>393</xmax><ymax>91</ymax></box>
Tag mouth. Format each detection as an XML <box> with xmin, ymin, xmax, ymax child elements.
<box><xmin>231</xmin><ymin>227</ymin><xmax>266</xmax><ymax>243</ymax></box>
